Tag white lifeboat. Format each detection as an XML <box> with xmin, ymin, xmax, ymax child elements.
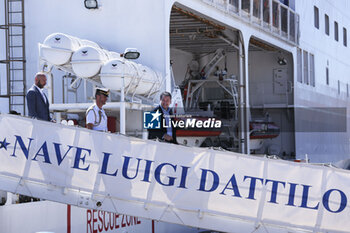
<box><xmin>40</xmin><ymin>33</ymin><xmax>98</xmax><ymax>66</ymax></box>
<box><xmin>100</xmin><ymin>59</ymin><xmax>162</xmax><ymax>96</ymax></box>
<box><xmin>70</xmin><ymin>46</ymin><xmax>119</xmax><ymax>78</ymax></box>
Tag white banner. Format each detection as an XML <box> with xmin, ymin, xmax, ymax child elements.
<box><xmin>0</xmin><ymin>114</ymin><xmax>349</xmax><ymax>233</ymax></box>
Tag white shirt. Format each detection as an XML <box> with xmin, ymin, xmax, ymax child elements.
<box><xmin>86</xmin><ymin>104</ymin><xmax>108</xmax><ymax>131</ymax></box>
<box><xmin>34</xmin><ymin>84</ymin><xmax>47</xmax><ymax>104</ymax></box>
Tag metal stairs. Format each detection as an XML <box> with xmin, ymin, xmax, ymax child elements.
<box><xmin>0</xmin><ymin>0</ymin><xmax>26</xmax><ymax>115</ymax></box>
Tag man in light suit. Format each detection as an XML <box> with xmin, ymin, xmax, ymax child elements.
<box><xmin>26</xmin><ymin>72</ymin><xmax>51</xmax><ymax>121</ymax></box>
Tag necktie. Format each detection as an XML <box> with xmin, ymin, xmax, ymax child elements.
<box><xmin>43</xmin><ymin>92</ymin><xmax>48</xmax><ymax>104</ymax></box>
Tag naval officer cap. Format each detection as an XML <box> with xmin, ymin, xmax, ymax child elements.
<box><xmin>95</xmin><ymin>87</ymin><xmax>110</xmax><ymax>97</ymax></box>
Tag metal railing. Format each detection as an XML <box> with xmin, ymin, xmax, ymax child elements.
<box><xmin>202</xmin><ymin>0</ymin><xmax>299</xmax><ymax>45</ymax></box>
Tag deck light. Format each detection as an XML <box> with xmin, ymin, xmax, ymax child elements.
<box><xmin>121</xmin><ymin>48</ymin><xmax>140</xmax><ymax>60</ymax></box>
<box><xmin>84</xmin><ymin>0</ymin><xmax>98</xmax><ymax>9</ymax></box>
<box><xmin>278</xmin><ymin>57</ymin><xmax>287</xmax><ymax>65</ymax></box>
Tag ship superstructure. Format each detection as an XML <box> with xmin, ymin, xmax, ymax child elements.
<box><xmin>1</xmin><ymin>0</ymin><xmax>350</xmax><ymax>232</ymax></box>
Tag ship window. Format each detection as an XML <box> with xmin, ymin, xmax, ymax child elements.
<box><xmin>343</xmin><ymin>27</ymin><xmax>347</xmax><ymax>46</ymax></box>
<box><xmin>229</xmin><ymin>0</ymin><xmax>238</xmax><ymax>9</ymax></box>
<box><xmin>297</xmin><ymin>48</ymin><xmax>302</xmax><ymax>83</ymax></box>
<box><xmin>334</xmin><ymin>21</ymin><xmax>339</xmax><ymax>41</ymax></box>
<box><xmin>253</xmin><ymin>0</ymin><xmax>261</xmax><ymax>18</ymax></box>
<box><xmin>325</xmin><ymin>14</ymin><xmax>329</xmax><ymax>35</ymax></box>
<box><xmin>303</xmin><ymin>51</ymin><xmax>309</xmax><ymax>85</ymax></box>
<box><xmin>263</xmin><ymin>0</ymin><xmax>269</xmax><ymax>23</ymax></box>
<box><xmin>310</xmin><ymin>54</ymin><xmax>315</xmax><ymax>87</ymax></box>
<box><xmin>314</xmin><ymin>6</ymin><xmax>319</xmax><ymax>29</ymax></box>
<box><xmin>273</xmin><ymin>1</ymin><xmax>279</xmax><ymax>28</ymax></box>
<box><xmin>326</xmin><ymin>67</ymin><xmax>329</xmax><ymax>85</ymax></box>
<box><xmin>242</xmin><ymin>0</ymin><xmax>250</xmax><ymax>13</ymax></box>
<box><xmin>281</xmin><ymin>6</ymin><xmax>288</xmax><ymax>34</ymax></box>
<box><xmin>290</xmin><ymin>11</ymin><xmax>295</xmax><ymax>41</ymax></box>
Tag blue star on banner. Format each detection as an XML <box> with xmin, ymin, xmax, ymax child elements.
<box><xmin>0</xmin><ymin>138</ymin><xmax>10</xmax><ymax>150</ymax></box>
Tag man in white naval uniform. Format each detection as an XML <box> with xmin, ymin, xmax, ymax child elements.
<box><xmin>86</xmin><ymin>88</ymin><xmax>109</xmax><ymax>131</ymax></box>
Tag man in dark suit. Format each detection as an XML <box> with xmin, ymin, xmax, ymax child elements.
<box><xmin>26</xmin><ymin>72</ymin><xmax>51</xmax><ymax>121</ymax></box>
<box><xmin>148</xmin><ymin>91</ymin><xmax>177</xmax><ymax>144</ymax></box>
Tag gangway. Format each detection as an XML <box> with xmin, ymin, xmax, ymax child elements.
<box><xmin>0</xmin><ymin>114</ymin><xmax>349</xmax><ymax>233</ymax></box>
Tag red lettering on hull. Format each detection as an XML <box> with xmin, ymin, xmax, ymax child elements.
<box><xmin>86</xmin><ymin>210</ymin><xmax>141</xmax><ymax>233</ymax></box>
<box><xmin>121</xmin><ymin>215</ymin><xmax>126</xmax><ymax>228</ymax></box>
<box><xmin>87</xmin><ymin>210</ymin><xmax>92</xmax><ymax>233</ymax></box>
